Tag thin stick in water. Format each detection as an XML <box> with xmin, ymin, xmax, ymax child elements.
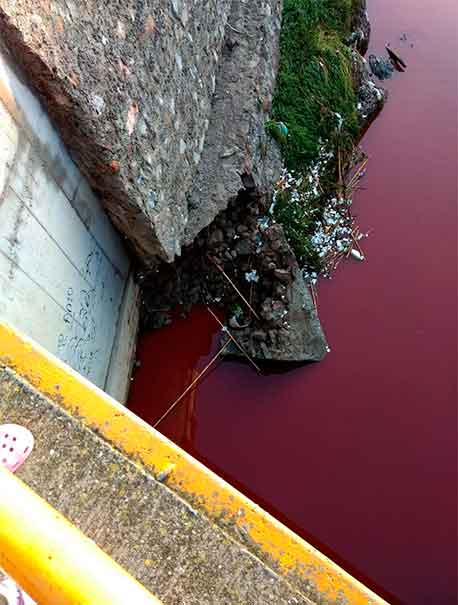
<box><xmin>347</xmin><ymin>157</ymin><xmax>369</xmax><ymax>191</ymax></box>
<box><xmin>153</xmin><ymin>340</ymin><xmax>231</xmax><ymax>429</ymax></box>
<box><xmin>208</xmin><ymin>256</ymin><xmax>261</xmax><ymax>321</ymax></box>
<box><xmin>206</xmin><ymin>307</ymin><xmax>261</xmax><ymax>373</ymax></box>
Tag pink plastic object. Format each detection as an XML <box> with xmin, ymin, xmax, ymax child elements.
<box><xmin>0</xmin><ymin>425</ymin><xmax>35</xmax><ymax>604</ymax></box>
<box><xmin>0</xmin><ymin>424</ymin><xmax>34</xmax><ymax>473</ymax></box>
<box><xmin>0</xmin><ymin>573</ymin><xmax>25</xmax><ymax>605</ymax></box>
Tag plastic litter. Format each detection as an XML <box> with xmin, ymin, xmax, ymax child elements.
<box><xmin>350</xmin><ymin>248</ymin><xmax>365</xmax><ymax>261</ymax></box>
<box><xmin>0</xmin><ymin>424</ymin><xmax>36</xmax><ymax>605</ymax></box>
<box><xmin>0</xmin><ymin>425</ymin><xmax>34</xmax><ymax>473</ymax></box>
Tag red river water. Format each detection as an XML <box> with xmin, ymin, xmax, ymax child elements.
<box><xmin>129</xmin><ymin>1</ymin><xmax>458</xmax><ymax>602</ymax></box>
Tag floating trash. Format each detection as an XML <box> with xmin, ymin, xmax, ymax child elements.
<box><xmin>350</xmin><ymin>248</ymin><xmax>365</xmax><ymax>261</ymax></box>
<box><xmin>271</xmin><ymin>148</ymin><xmax>369</xmax><ymax>283</ymax></box>
<box><xmin>277</xmin><ymin>121</ymin><xmax>289</xmax><ymax>137</ymax></box>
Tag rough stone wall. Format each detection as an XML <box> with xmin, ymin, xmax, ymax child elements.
<box><xmin>184</xmin><ymin>0</ymin><xmax>282</xmax><ymax>245</ymax></box>
<box><xmin>351</xmin><ymin>0</ymin><xmax>370</xmax><ymax>55</ymax></box>
<box><xmin>0</xmin><ymin>0</ymin><xmax>282</xmax><ymax>265</ymax></box>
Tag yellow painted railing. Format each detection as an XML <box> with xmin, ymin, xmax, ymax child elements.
<box><xmin>0</xmin><ymin>465</ymin><xmax>162</xmax><ymax>605</ymax></box>
<box><xmin>0</xmin><ymin>320</ymin><xmax>389</xmax><ymax>605</ymax></box>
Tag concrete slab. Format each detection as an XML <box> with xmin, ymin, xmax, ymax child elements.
<box><xmin>0</xmin><ymin>367</ymin><xmax>313</xmax><ymax>605</ymax></box>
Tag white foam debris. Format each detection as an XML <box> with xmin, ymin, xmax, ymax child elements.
<box><xmin>244</xmin><ymin>270</ymin><xmax>259</xmax><ymax>283</ymax></box>
<box><xmin>350</xmin><ymin>248</ymin><xmax>365</xmax><ymax>261</ymax></box>
<box><xmin>270</xmin><ymin>142</ymin><xmax>368</xmax><ymax>283</ymax></box>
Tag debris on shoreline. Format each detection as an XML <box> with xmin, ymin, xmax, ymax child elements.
<box><xmin>271</xmin><ymin>161</ymin><xmax>369</xmax><ymax>288</ymax></box>
<box><xmin>369</xmin><ymin>39</ymin><xmax>409</xmax><ymax>80</ymax></box>
<box><xmin>386</xmin><ymin>46</ymin><xmax>407</xmax><ymax>69</ymax></box>
<box><xmin>139</xmin><ymin>187</ymin><xmax>328</xmax><ymax>363</ymax></box>
<box><xmin>369</xmin><ymin>54</ymin><xmax>395</xmax><ymax>80</ymax></box>
<box><xmin>138</xmin><ymin>0</ymin><xmax>385</xmax><ymax>366</ymax></box>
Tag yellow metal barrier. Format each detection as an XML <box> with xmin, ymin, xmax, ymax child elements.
<box><xmin>0</xmin><ymin>320</ymin><xmax>389</xmax><ymax>605</ymax></box>
<box><xmin>0</xmin><ymin>465</ymin><xmax>162</xmax><ymax>605</ymax></box>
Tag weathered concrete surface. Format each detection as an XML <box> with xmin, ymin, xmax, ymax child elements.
<box><xmin>0</xmin><ymin>42</ymin><xmax>136</xmax><ymax>395</ymax></box>
<box><xmin>105</xmin><ymin>274</ymin><xmax>141</xmax><ymax>403</ymax></box>
<box><xmin>184</xmin><ymin>0</ymin><xmax>282</xmax><ymax>245</ymax></box>
<box><xmin>0</xmin><ymin>0</ymin><xmax>282</xmax><ymax>266</ymax></box>
<box><xmin>0</xmin><ymin>366</ymin><xmax>315</xmax><ymax>605</ymax></box>
<box><xmin>221</xmin><ymin>229</ymin><xmax>328</xmax><ymax>363</ymax></box>
<box><xmin>224</xmin><ymin>265</ymin><xmax>328</xmax><ymax>363</ymax></box>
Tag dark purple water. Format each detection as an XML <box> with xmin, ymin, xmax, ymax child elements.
<box><xmin>129</xmin><ymin>1</ymin><xmax>458</xmax><ymax>602</ymax></box>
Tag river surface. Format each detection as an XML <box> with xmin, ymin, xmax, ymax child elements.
<box><xmin>128</xmin><ymin>1</ymin><xmax>458</xmax><ymax>603</ymax></box>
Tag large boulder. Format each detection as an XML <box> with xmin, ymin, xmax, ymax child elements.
<box><xmin>352</xmin><ymin>51</ymin><xmax>387</xmax><ymax>131</ymax></box>
<box><xmin>222</xmin><ymin>238</ymin><xmax>328</xmax><ymax>364</ymax></box>
<box><xmin>0</xmin><ymin>0</ymin><xmax>282</xmax><ymax>264</ymax></box>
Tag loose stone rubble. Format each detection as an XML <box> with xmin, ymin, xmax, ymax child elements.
<box><xmin>140</xmin><ymin>189</ymin><xmax>328</xmax><ymax>364</ymax></box>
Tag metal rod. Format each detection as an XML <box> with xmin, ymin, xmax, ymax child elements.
<box><xmin>153</xmin><ymin>340</ymin><xmax>231</xmax><ymax>429</ymax></box>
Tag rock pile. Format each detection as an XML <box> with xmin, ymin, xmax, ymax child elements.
<box><xmin>353</xmin><ymin>51</ymin><xmax>387</xmax><ymax>131</ymax></box>
<box><xmin>140</xmin><ymin>189</ymin><xmax>328</xmax><ymax>364</ymax></box>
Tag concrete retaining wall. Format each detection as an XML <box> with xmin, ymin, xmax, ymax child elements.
<box><xmin>0</xmin><ymin>42</ymin><xmax>137</xmax><ymax>400</ymax></box>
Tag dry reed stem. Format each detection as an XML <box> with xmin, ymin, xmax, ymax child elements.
<box><xmin>346</xmin><ymin>157</ymin><xmax>369</xmax><ymax>191</ymax></box>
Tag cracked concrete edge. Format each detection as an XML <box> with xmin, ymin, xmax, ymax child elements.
<box><xmin>183</xmin><ymin>0</ymin><xmax>283</xmax><ymax>246</ymax></box>
<box><xmin>0</xmin><ymin>320</ymin><xmax>389</xmax><ymax>605</ymax></box>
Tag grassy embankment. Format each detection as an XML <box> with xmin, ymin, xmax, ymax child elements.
<box><xmin>268</xmin><ymin>0</ymin><xmax>360</xmax><ymax>270</ymax></box>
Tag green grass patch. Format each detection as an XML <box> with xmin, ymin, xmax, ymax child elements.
<box><xmin>272</xmin><ymin>0</ymin><xmax>358</xmax><ymax>171</ymax></box>
<box><xmin>269</xmin><ymin>0</ymin><xmax>360</xmax><ymax>270</ymax></box>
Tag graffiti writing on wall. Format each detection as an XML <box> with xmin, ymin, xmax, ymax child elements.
<box><xmin>57</xmin><ymin>249</ymin><xmax>105</xmax><ymax>380</ymax></box>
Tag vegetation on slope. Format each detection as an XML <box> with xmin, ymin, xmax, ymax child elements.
<box><xmin>268</xmin><ymin>0</ymin><xmax>360</xmax><ymax>271</ymax></box>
